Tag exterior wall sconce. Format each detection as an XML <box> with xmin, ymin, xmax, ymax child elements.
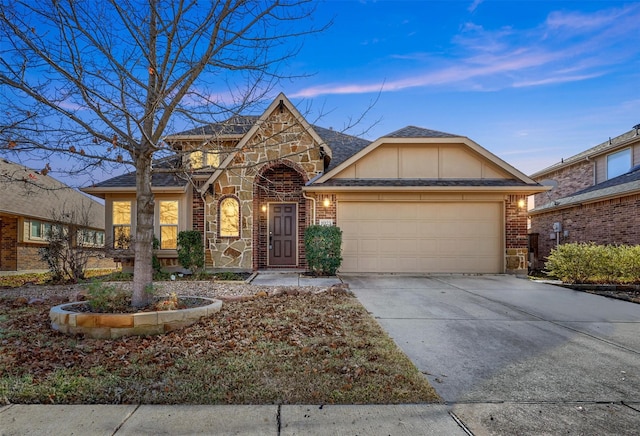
<box><xmin>323</xmin><ymin>198</ymin><xmax>330</xmax><ymax>208</ymax></box>
<box><xmin>261</xmin><ymin>204</ymin><xmax>267</xmax><ymax>213</ymax></box>
<box><xmin>517</xmin><ymin>199</ymin><xmax>526</xmax><ymax>209</ymax></box>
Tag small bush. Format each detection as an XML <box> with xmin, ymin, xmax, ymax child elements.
<box><xmin>86</xmin><ymin>281</ymin><xmax>130</xmax><ymax>313</ymax></box>
<box><xmin>177</xmin><ymin>230</ymin><xmax>205</xmax><ymax>273</ymax></box>
<box><xmin>304</xmin><ymin>225</ymin><xmax>342</xmax><ymax>276</ymax></box>
<box><xmin>545</xmin><ymin>242</ymin><xmax>640</xmax><ymax>284</ymax></box>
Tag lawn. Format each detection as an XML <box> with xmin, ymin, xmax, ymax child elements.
<box><xmin>0</xmin><ymin>289</ymin><xmax>439</xmax><ymax>405</ymax></box>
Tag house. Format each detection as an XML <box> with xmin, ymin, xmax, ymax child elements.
<box><xmin>529</xmin><ymin>124</ymin><xmax>640</xmax><ymax>269</ymax></box>
<box><xmin>0</xmin><ymin>158</ymin><xmax>110</xmax><ymax>273</ymax></box>
<box><xmin>83</xmin><ymin>93</ymin><xmax>546</xmax><ymax>275</ymax></box>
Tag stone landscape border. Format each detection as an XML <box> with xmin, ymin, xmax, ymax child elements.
<box><xmin>50</xmin><ymin>297</ymin><xmax>222</xmax><ymax>339</ymax></box>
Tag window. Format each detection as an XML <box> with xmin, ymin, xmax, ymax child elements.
<box><xmin>78</xmin><ymin>229</ymin><xmax>106</xmax><ymax>247</ymax></box>
<box><xmin>113</xmin><ymin>201</ymin><xmax>132</xmax><ymax>249</ymax></box>
<box><xmin>28</xmin><ymin>220</ymin><xmax>64</xmax><ymax>242</ymax></box>
<box><xmin>30</xmin><ymin>220</ymin><xmax>43</xmax><ymax>239</ymax></box>
<box><xmin>159</xmin><ymin>200</ymin><xmax>179</xmax><ymax>249</ymax></box>
<box><xmin>190</xmin><ymin>150</ymin><xmax>219</xmax><ymax>169</ymax></box>
<box><xmin>219</xmin><ymin>197</ymin><xmax>240</xmax><ymax>237</ymax></box>
<box><xmin>607</xmin><ymin>148</ymin><xmax>631</xmax><ymax>180</ymax></box>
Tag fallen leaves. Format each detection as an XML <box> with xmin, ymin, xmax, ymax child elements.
<box><xmin>0</xmin><ymin>290</ymin><xmax>439</xmax><ymax>405</ymax></box>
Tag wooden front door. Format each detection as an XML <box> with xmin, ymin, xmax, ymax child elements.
<box><xmin>269</xmin><ymin>203</ymin><xmax>297</xmax><ymax>266</ymax></box>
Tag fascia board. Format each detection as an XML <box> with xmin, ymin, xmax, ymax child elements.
<box><xmin>303</xmin><ymin>185</ymin><xmax>549</xmax><ymax>195</ymax></box>
<box><xmin>315</xmin><ymin>136</ymin><xmax>389</xmax><ymax>183</ymax></box>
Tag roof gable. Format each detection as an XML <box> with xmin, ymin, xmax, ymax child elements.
<box><xmin>315</xmin><ymin>128</ymin><xmax>538</xmax><ymax>186</ymax></box>
<box><xmin>199</xmin><ymin>93</ymin><xmax>332</xmax><ymax>192</ymax></box>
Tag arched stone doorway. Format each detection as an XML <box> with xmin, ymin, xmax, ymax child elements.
<box><xmin>253</xmin><ymin>160</ymin><xmax>308</xmax><ymax>270</ymax></box>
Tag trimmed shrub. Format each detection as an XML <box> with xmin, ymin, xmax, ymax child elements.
<box><xmin>545</xmin><ymin>242</ymin><xmax>640</xmax><ymax>284</ymax></box>
<box><xmin>177</xmin><ymin>230</ymin><xmax>205</xmax><ymax>273</ymax></box>
<box><xmin>305</xmin><ymin>225</ymin><xmax>342</xmax><ymax>276</ymax></box>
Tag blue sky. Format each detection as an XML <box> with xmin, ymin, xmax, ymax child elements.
<box><xmin>279</xmin><ymin>0</ymin><xmax>640</xmax><ymax>175</ymax></box>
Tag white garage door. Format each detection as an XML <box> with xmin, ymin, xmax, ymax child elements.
<box><xmin>338</xmin><ymin>202</ymin><xmax>503</xmax><ymax>273</ymax></box>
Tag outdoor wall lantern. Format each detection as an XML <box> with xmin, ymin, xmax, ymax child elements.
<box><xmin>323</xmin><ymin>198</ymin><xmax>331</xmax><ymax>208</ymax></box>
<box><xmin>517</xmin><ymin>199</ymin><xmax>526</xmax><ymax>209</ymax></box>
<box><xmin>261</xmin><ymin>204</ymin><xmax>267</xmax><ymax>213</ymax></box>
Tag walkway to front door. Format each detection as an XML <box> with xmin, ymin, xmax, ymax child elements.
<box><xmin>269</xmin><ymin>203</ymin><xmax>297</xmax><ymax>266</ymax></box>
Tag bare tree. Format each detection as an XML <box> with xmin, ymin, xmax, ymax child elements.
<box><xmin>40</xmin><ymin>202</ymin><xmax>104</xmax><ymax>283</ymax></box>
<box><xmin>0</xmin><ymin>0</ymin><xmax>324</xmax><ymax>307</ymax></box>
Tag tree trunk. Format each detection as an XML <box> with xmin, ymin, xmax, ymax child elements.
<box><xmin>132</xmin><ymin>154</ymin><xmax>155</xmax><ymax>308</ymax></box>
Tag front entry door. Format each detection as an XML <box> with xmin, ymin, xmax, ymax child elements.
<box><xmin>269</xmin><ymin>203</ymin><xmax>297</xmax><ymax>266</ymax></box>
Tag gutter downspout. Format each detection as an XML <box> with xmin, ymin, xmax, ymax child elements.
<box><xmin>303</xmin><ymin>172</ymin><xmax>325</xmax><ymax>226</ymax></box>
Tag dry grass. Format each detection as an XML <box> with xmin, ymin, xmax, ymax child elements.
<box><xmin>0</xmin><ymin>290</ymin><xmax>439</xmax><ymax>405</ymax></box>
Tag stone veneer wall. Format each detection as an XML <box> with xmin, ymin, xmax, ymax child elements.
<box><xmin>529</xmin><ymin>193</ymin><xmax>640</xmax><ymax>270</ymax></box>
<box><xmin>204</xmin><ymin>107</ymin><xmax>323</xmax><ymax>270</ymax></box>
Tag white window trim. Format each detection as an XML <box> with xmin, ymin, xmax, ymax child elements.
<box><xmin>606</xmin><ymin>148</ymin><xmax>631</xmax><ymax>180</ymax></box>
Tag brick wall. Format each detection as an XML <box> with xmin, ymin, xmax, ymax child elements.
<box><xmin>530</xmin><ymin>193</ymin><xmax>640</xmax><ymax>269</ymax></box>
<box><xmin>505</xmin><ymin>195</ymin><xmax>529</xmax><ymax>273</ymax></box>
<box><xmin>533</xmin><ymin>161</ymin><xmax>594</xmax><ymax>207</ymax></box>
<box><xmin>0</xmin><ymin>217</ymin><xmax>18</xmax><ymax>271</ymax></box>
<box><xmin>314</xmin><ymin>194</ymin><xmax>337</xmax><ymax>224</ymax></box>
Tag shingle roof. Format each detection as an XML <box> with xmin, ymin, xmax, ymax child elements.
<box><xmin>316</xmin><ymin>178</ymin><xmax>533</xmax><ymax>188</ymax></box>
<box><xmin>311</xmin><ymin>126</ymin><xmax>371</xmax><ymax>170</ymax></box>
<box><xmin>0</xmin><ymin>158</ymin><xmax>104</xmax><ymax>228</ymax></box>
<box><xmin>87</xmin><ymin>156</ymin><xmax>188</xmax><ymax>189</ymax></box>
<box><xmin>531</xmin><ymin>127</ymin><xmax>640</xmax><ymax>177</ymax></box>
<box><xmin>530</xmin><ymin>166</ymin><xmax>640</xmax><ymax>213</ymax></box>
<box><xmin>384</xmin><ymin>126</ymin><xmax>459</xmax><ymax>138</ymax></box>
<box><xmin>169</xmin><ymin>115</ymin><xmax>260</xmax><ymax>137</ymax></box>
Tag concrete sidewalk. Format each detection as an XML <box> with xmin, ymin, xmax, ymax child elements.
<box><xmin>0</xmin><ymin>404</ymin><xmax>467</xmax><ymax>435</ymax></box>
<box><xmin>248</xmin><ymin>271</ymin><xmax>343</xmax><ymax>287</ymax></box>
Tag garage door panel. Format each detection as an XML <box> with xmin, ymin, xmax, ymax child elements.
<box><xmin>339</xmin><ymin>201</ymin><xmax>502</xmax><ymax>273</ymax></box>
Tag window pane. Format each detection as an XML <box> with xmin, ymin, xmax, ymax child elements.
<box><xmin>160</xmin><ymin>201</ymin><xmax>179</xmax><ymax>224</ymax></box>
<box><xmin>206</xmin><ymin>151</ymin><xmax>219</xmax><ymax>168</ymax></box>
<box><xmin>190</xmin><ymin>151</ymin><xmax>204</xmax><ymax>168</ymax></box>
<box><xmin>220</xmin><ymin>197</ymin><xmax>239</xmax><ymax>237</ymax></box>
<box><xmin>43</xmin><ymin>223</ymin><xmax>52</xmax><ymax>238</ymax></box>
<box><xmin>31</xmin><ymin>221</ymin><xmax>41</xmax><ymax>238</ymax></box>
<box><xmin>113</xmin><ymin>201</ymin><xmax>131</xmax><ymax>225</ymax></box>
<box><xmin>607</xmin><ymin>149</ymin><xmax>631</xmax><ymax>180</ymax></box>
<box><xmin>114</xmin><ymin>226</ymin><xmax>131</xmax><ymax>249</ymax></box>
<box><xmin>161</xmin><ymin>226</ymin><xmax>177</xmax><ymax>249</ymax></box>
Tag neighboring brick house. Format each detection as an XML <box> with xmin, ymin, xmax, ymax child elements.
<box><xmin>529</xmin><ymin>125</ymin><xmax>640</xmax><ymax>269</ymax></box>
<box><xmin>83</xmin><ymin>93</ymin><xmax>545</xmax><ymax>275</ymax></box>
<box><xmin>0</xmin><ymin>158</ymin><xmax>110</xmax><ymax>273</ymax></box>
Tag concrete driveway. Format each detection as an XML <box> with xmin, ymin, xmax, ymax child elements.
<box><xmin>345</xmin><ymin>274</ymin><xmax>640</xmax><ymax>435</ymax></box>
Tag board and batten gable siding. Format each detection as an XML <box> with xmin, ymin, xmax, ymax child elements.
<box><xmin>331</xmin><ymin>143</ymin><xmax>511</xmax><ymax>180</ymax></box>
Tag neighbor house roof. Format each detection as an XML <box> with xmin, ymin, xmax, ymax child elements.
<box><xmin>529</xmin><ymin>166</ymin><xmax>640</xmax><ymax>215</ymax></box>
<box><xmin>531</xmin><ymin>126</ymin><xmax>640</xmax><ymax>178</ymax></box>
<box><xmin>0</xmin><ymin>158</ymin><xmax>105</xmax><ymax>228</ymax></box>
